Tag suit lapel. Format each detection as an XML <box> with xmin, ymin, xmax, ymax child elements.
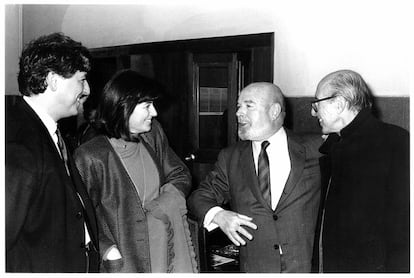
<box><xmin>19</xmin><ymin>99</ymin><xmax>60</xmax><ymax>158</ymax></box>
<box><xmin>19</xmin><ymin>99</ymin><xmax>71</xmax><ymax>174</ymax></box>
<box><xmin>67</xmin><ymin>154</ymin><xmax>99</xmax><ymax>245</ymax></box>
<box><xmin>20</xmin><ymin>98</ymin><xmax>99</xmax><ymax>246</ymax></box>
<box><xmin>240</xmin><ymin>142</ymin><xmax>272</xmax><ymax>210</ymax></box>
<box><xmin>275</xmin><ymin>132</ymin><xmax>306</xmax><ymax>211</ymax></box>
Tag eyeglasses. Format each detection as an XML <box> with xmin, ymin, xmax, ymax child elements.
<box><xmin>311</xmin><ymin>95</ymin><xmax>337</xmax><ymax>112</ymax></box>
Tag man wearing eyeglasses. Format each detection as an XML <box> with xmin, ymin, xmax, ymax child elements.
<box><xmin>311</xmin><ymin>69</ymin><xmax>409</xmax><ymax>273</ymax></box>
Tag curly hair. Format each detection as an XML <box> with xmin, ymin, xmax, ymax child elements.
<box><xmin>18</xmin><ymin>32</ymin><xmax>91</xmax><ymax>96</ymax></box>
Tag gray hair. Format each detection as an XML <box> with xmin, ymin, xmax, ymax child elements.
<box><xmin>318</xmin><ymin>69</ymin><xmax>373</xmax><ymax>112</ymax></box>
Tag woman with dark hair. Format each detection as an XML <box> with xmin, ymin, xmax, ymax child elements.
<box><xmin>74</xmin><ymin>70</ymin><xmax>197</xmax><ymax>273</ymax></box>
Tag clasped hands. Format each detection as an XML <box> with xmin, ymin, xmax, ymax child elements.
<box><xmin>213</xmin><ymin>210</ymin><xmax>257</xmax><ymax>246</ymax></box>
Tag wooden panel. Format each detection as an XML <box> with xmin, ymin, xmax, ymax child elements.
<box><xmin>373</xmin><ymin>97</ymin><xmax>410</xmax><ymax>131</ymax></box>
<box><xmin>285</xmin><ymin>97</ymin><xmax>410</xmax><ymax>134</ymax></box>
<box><xmin>251</xmin><ymin>46</ymin><xmax>273</xmax><ymax>82</ymax></box>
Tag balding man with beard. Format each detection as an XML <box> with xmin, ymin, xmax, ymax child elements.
<box><xmin>188</xmin><ymin>82</ymin><xmax>322</xmax><ymax>272</ymax></box>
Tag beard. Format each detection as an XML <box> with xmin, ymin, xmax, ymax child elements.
<box><xmin>237</xmin><ymin>126</ymin><xmax>250</xmax><ymax>141</ymax></box>
<box><xmin>238</xmin><ymin>123</ymin><xmax>276</xmax><ymax>141</ymax></box>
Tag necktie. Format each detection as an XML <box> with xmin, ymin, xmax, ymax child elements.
<box><xmin>258</xmin><ymin>140</ymin><xmax>271</xmax><ymax>207</ymax></box>
<box><xmin>56</xmin><ymin>128</ymin><xmax>70</xmax><ymax>175</ymax></box>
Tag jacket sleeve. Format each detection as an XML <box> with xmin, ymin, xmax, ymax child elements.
<box><xmin>73</xmin><ymin>148</ymin><xmax>118</xmax><ymax>260</ymax></box>
<box><xmin>187</xmin><ymin>148</ymin><xmax>231</xmax><ymax>225</ymax></box>
<box><xmin>6</xmin><ymin>143</ymin><xmax>37</xmax><ymax>252</ymax></box>
<box><xmin>143</xmin><ymin>120</ymin><xmax>192</xmax><ymax>197</ymax></box>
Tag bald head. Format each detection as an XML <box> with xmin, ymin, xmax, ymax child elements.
<box><xmin>236</xmin><ymin>82</ymin><xmax>286</xmax><ymax>141</ymax></box>
<box><xmin>243</xmin><ymin>82</ymin><xmax>286</xmax><ymax>112</ymax></box>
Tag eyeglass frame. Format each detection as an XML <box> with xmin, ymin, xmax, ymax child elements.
<box><xmin>311</xmin><ymin>95</ymin><xmax>337</xmax><ymax>112</ymax></box>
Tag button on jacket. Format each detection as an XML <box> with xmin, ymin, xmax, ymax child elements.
<box><xmin>188</xmin><ymin>131</ymin><xmax>322</xmax><ymax>272</ymax></box>
<box><xmin>6</xmin><ymin>97</ymin><xmax>99</xmax><ymax>272</ymax></box>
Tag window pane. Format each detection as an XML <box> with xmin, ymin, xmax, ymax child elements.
<box><xmin>199</xmin><ymin>87</ymin><xmax>228</xmax><ymax>113</ymax></box>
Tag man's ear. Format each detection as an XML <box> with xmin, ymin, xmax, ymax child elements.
<box><xmin>335</xmin><ymin>96</ymin><xmax>347</xmax><ymax>114</ymax></box>
<box><xmin>270</xmin><ymin>103</ymin><xmax>282</xmax><ymax>120</ymax></box>
<box><xmin>45</xmin><ymin>72</ymin><xmax>58</xmax><ymax>92</ymax></box>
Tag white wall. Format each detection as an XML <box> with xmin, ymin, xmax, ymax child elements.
<box><xmin>5</xmin><ymin>4</ymin><xmax>22</xmax><ymax>95</ymax></box>
<box><xmin>6</xmin><ymin>0</ymin><xmax>412</xmax><ymax>97</ymax></box>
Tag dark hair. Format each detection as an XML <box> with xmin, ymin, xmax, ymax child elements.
<box><xmin>94</xmin><ymin>69</ymin><xmax>160</xmax><ymax>140</ymax></box>
<box><xmin>18</xmin><ymin>32</ymin><xmax>91</xmax><ymax>96</ymax></box>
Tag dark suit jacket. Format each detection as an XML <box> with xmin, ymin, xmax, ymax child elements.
<box><xmin>5</xmin><ymin>97</ymin><xmax>99</xmax><ymax>272</ymax></box>
<box><xmin>188</xmin><ymin>130</ymin><xmax>322</xmax><ymax>272</ymax></box>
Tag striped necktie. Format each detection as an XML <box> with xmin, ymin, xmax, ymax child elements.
<box><xmin>258</xmin><ymin>140</ymin><xmax>271</xmax><ymax>207</ymax></box>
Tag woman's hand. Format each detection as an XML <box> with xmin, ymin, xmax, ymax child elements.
<box><xmin>105</xmin><ymin>246</ymin><xmax>122</xmax><ymax>260</ymax></box>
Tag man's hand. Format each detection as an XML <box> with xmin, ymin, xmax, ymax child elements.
<box><xmin>213</xmin><ymin>210</ymin><xmax>257</xmax><ymax>246</ymax></box>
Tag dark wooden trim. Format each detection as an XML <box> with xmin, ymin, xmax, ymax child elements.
<box><xmin>89</xmin><ymin>32</ymin><xmax>274</xmax><ymax>57</ymax></box>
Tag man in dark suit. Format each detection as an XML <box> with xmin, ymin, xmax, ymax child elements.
<box><xmin>311</xmin><ymin>69</ymin><xmax>409</xmax><ymax>272</ymax></box>
<box><xmin>6</xmin><ymin>32</ymin><xmax>99</xmax><ymax>272</ymax></box>
<box><xmin>188</xmin><ymin>82</ymin><xmax>322</xmax><ymax>272</ymax></box>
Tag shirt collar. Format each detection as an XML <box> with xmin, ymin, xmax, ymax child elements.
<box><xmin>252</xmin><ymin>127</ymin><xmax>287</xmax><ymax>153</ymax></box>
<box><xmin>319</xmin><ymin>108</ymin><xmax>373</xmax><ymax>155</ymax></box>
<box><xmin>23</xmin><ymin>96</ymin><xmax>58</xmax><ymax>136</ymax></box>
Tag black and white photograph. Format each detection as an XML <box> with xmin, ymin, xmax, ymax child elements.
<box><xmin>2</xmin><ymin>0</ymin><xmax>411</xmax><ymax>274</ymax></box>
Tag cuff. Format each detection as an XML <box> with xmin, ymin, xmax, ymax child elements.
<box><xmin>203</xmin><ymin>206</ymin><xmax>223</xmax><ymax>232</ymax></box>
<box><xmin>103</xmin><ymin>245</ymin><xmax>118</xmax><ymax>260</ymax></box>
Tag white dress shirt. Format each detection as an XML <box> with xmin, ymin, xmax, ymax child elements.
<box><xmin>252</xmin><ymin>127</ymin><xmax>291</xmax><ymax>210</ymax></box>
<box><xmin>204</xmin><ymin>127</ymin><xmax>291</xmax><ymax>231</ymax></box>
<box><xmin>23</xmin><ymin>96</ymin><xmax>91</xmax><ymax>244</ymax></box>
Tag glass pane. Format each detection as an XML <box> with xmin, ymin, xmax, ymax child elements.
<box><xmin>199</xmin><ymin>87</ymin><xmax>228</xmax><ymax>113</ymax></box>
<box><xmin>198</xmin><ymin>65</ymin><xmax>228</xmax><ymax>150</ymax></box>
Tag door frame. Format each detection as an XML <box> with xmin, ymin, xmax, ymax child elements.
<box><xmin>188</xmin><ymin>52</ymin><xmax>239</xmax><ymax>163</ymax></box>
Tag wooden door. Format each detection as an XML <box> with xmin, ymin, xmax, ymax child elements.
<box><xmin>186</xmin><ymin>52</ymin><xmax>253</xmax><ymax>272</ymax></box>
<box><xmin>186</xmin><ymin>52</ymin><xmax>246</xmax><ymax>185</ymax></box>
